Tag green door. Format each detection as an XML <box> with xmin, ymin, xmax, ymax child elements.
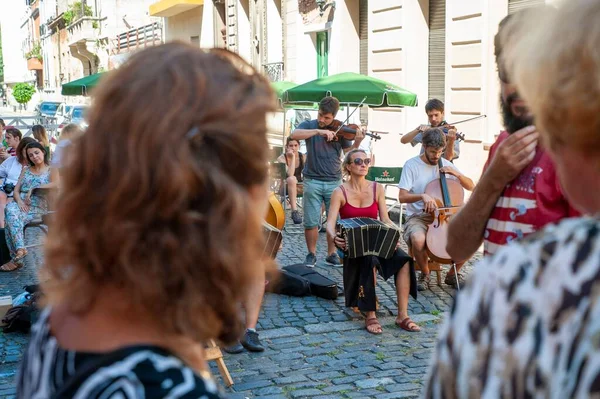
<box><xmin>317</xmin><ymin>31</ymin><xmax>329</xmax><ymax>78</ymax></box>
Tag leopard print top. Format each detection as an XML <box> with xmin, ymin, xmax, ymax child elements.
<box><xmin>425</xmin><ymin>216</ymin><xmax>600</xmax><ymax>398</ymax></box>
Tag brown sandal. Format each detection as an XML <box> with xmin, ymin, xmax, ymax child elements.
<box><xmin>365</xmin><ymin>317</ymin><xmax>383</xmax><ymax>335</ymax></box>
<box><xmin>396</xmin><ymin>317</ymin><xmax>421</xmax><ymax>332</ymax></box>
<box><xmin>0</xmin><ymin>261</ymin><xmax>23</xmax><ymax>272</ymax></box>
<box><xmin>13</xmin><ymin>249</ymin><xmax>28</xmax><ymax>263</ymax></box>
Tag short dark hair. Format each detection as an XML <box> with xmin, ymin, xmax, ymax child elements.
<box><xmin>5</xmin><ymin>128</ymin><xmax>22</xmax><ymax>140</ymax></box>
<box><xmin>25</xmin><ymin>141</ymin><xmax>49</xmax><ymax>166</ymax></box>
<box><xmin>319</xmin><ymin>96</ymin><xmax>339</xmax><ymax>116</ymax></box>
<box><xmin>286</xmin><ymin>136</ymin><xmax>300</xmax><ymax>146</ymax></box>
<box><xmin>0</xmin><ymin>119</ymin><xmax>5</xmax><ymax>128</ymax></box>
<box><xmin>422</xmin><ymin>128</ymin><xmax>446</xmax><ymax>149</ymax></box>
<box><xmin>425</xmin><ymin>99</ymin><xmax>444</xmax><ymax>113</ymax></box>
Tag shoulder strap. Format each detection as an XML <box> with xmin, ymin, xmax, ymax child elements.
<box><xmin>51</xmin><ymin>346</ymin><xmax>159</xmax><ymax>399</ymax></box>
<box><xmin>340</xmin><ymin>186</ymin><xmax>348</xmax><ymax>202</ymax></box>
<box><xmin>372</xmin><ymin>182</ymin><xmax>377</xmax><ymax>201</ymax></box>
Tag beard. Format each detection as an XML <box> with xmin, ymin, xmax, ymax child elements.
<box><xmin>501</xmin><ymin>92</ymin><xmax>534</xmax><ymax>134</ymax></box>
<box><xmin>424</xmin><ymin>152</ymin><xmax>438</xmax><ymax>165</ymax></box>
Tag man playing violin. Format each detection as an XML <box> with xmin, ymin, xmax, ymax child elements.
<box><xmin>290</xmin><ymin>96</ymin><xmax>365</xmax><ymax>267</ymax></box>
<box><xmin>398</xmin><ymin>129</ymin><xmax>474</xmax><ymax>290</ymax></box>
<box><xmin>401</xmin><ymin>99</ymin><xmax>460</xmax><ymax>162</ymax></box>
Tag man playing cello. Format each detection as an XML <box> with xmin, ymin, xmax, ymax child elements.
<box><xmin>398</xmin><ymin>129</ymin><xmax>474</xmax><ymax>290</ymax></box>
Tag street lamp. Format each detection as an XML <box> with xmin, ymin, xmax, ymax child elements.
<box><xmin>315</xmin><ymin>0</ymin><xmax>335</xmax><ymax>16</ymax></box>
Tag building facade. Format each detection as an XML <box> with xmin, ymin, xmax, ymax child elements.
<box><xmin>283</xmin><ymin>0</ymin><xmax>549</xmax><ymax>175</ymax></box>
<box><xmin>27</xmin><ymin>0</ymin><xmax>160</xmax><ymax>99</ymax></box>
<box><xmin>149</xmin><ymin>0</ymin><xmax>285</xmax><ymax>79</ymax></box>
<box><xmin>0</xmin><ymin>1</ymin><xmax>33</xmax><ymax>107</ymax></box>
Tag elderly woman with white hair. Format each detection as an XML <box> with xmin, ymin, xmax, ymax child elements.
<box><xmin>425</xmin><ymin>1</ymin><xmax>600</xmax><ymax>397</ymax></box>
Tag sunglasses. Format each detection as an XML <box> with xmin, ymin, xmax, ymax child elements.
<box><xmin>352</xmin><ymin>158</ymin><xmax>371</xmax><ymax>166</ymax></box>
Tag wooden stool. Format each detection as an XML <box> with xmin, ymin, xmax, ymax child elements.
<box><xmin>408</xmin><ymin>249</ymin><xmax>443</xmax><ymax>286</ymax></box>
<box><xmin>205</xmin><ymin>340</ymin><xmax>234</xmax><ymax>387</ymax></box>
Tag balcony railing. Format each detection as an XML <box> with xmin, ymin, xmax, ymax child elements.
<box><xmin>67</xmin><ymin>17</ymin><xmax>103</xmax><ymax>45</ymax></box>
<box><xmin>113</xmin><ymin>22</ymin><xmax>163</xmax><ymax>54</ymax></box>
<box><xmin>263</xmin><ymin>62</ymin><xmax>284</xmax><ymax>82</ymax></box>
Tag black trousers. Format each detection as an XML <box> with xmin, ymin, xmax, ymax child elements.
<box><xmin>342</xmin><ymin>249</ymin><xmax>417</xmax><ymax>312</ymax></box>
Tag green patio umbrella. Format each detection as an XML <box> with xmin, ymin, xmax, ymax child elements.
<box><xmin>271</xmin><ymin>81</ymin><xmax>297</xmax><ymax>103</ymax></box>
<box><xmin>270</xmin><ymin>81</ymin><xmax>317</xmax><ymax>110</ymax></box>
<box><xmin>284</xmin><ymin>72</ymin><xmax>418</xmax><ymax>107</ymax></box>
<box><xmin>61</xmin><ymin>72</ymin><xmax>106</xmax><ymax>96</ymax></box>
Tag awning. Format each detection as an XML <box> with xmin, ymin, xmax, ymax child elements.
<box><xmin>61</xmin><ymin>72</ymin><xmax>106</xmax><ymax>96</ymax></box>
<box><xmin>149</xmin><ymin>0</ymin><xmax>204</xmax><ymax>18</ymax></box>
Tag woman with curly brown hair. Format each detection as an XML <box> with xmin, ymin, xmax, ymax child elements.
<box><xmin>16</xmin><ymin>43</ymin><xmax>275</xmax><ymax>398</ymax></box>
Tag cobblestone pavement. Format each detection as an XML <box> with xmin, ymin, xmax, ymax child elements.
<box><xmin>218</xmin><ymin>210</ymin><xmax>482</xmax><ymax>399</ymax></box>
<box><xmin>0</xmin><ymin>212</ymin><xmax>482</xmax><ymax>399</ymax></box>
<box><xmin>0</xmin><ymin>227</ymin><xmax>46</xmax><ymax>399</ymax></box>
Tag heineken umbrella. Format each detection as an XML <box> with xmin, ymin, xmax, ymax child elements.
<box><xmin>284</xmin><ymin>72</ymin><xmax>418</xmax><ymax>107</ymax></box>
<box><xmin>271</xmin><ymin>81</ymin><xmax>297</xmax><ymax>104</ymax></box>
<box><xmin>271</xmin><ymin>81</ymin><xmax>317</xmax><ymax>110</ymax></box>
<box><xmin>61</xmin><ymin>72</ymin><xmax>106</xmax><ymax>96</ymax></box>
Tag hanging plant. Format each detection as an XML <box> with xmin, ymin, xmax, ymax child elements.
<box><xmin>25</xmin><ymin>42</ymin><xmax>43</xmax><ymax>62</ymax></box>
<box><xmin>63</xmin><ymin>1</ymin><xmax>94</xmax><ymax>26</ymax></box>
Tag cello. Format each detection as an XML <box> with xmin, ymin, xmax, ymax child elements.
<box><xmin>424</xmin><ymin>159</ymin><xmax>464</xmax><ymax>264</ymax></box>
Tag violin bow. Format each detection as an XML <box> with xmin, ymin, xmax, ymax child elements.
<box><xmin>445</xmin><ymin>114</ymin><xmax>487</xmax><ymax>126</ymax></box>
<box><xmin>333</xmin><ymin>96</ymin><xmax>368</xmax><ymax>135</ymax></box>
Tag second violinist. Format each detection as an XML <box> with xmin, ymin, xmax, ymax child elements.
<box><xmin>401</xmin><ymin>99</ymin><xmax>460</xmax><ymax>162</ymax></box>
<box><xmin>290</xmin><ymin>96</ymin><xmax>365</xmax><ymax>267</ymax></box>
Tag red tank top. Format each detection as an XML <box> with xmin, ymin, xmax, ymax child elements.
<box><xmin>339</xmin><ymin>183</ymin><xmax>379</xmax><ymax>220</ymax></box>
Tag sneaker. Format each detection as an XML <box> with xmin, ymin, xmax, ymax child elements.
<box><xmin>325</xmin><ymin>253</ymin><xmax>341</xmax><ymax>266</ymax></box>
<box><xmin>445</xmin><ymin>273</ymin><xmax>465</xmax><ymax>288</ymax></box>
<box><xmin>241</xmin><ymin>330</ymin><xmax>264</xmax><ymax>352</ymax></box>
<box><xmin>305</xmin><ymin>252</ymin><xmax>317</xmax><ymax>267</ymax></box>
<box><xmin>291</xmin><ymin>210</ymin><xmax>303</xmax><ymax>224</ymax></box>
<box><xmin>222</xmin><ymin>341</ymin><xmax>244</xmax><ymax>354</ymax></box>
<box><xmin>417</xmin><ymin>273</ymin><xmax>430</xmax><ymax>291</ymax></box>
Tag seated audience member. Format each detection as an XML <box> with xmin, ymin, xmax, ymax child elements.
<box><xmin>425</xmin><ymin>2</ymin><xmax>600</xmax><ymax>397</ymax></box>
<box><xmin>0</xmin><ymin>137</ymin><xmax>36</xmax><ymax>227</ymax></box>
<box><xmin>327</xmin><ymin>149</ymin><xmax>419</xmax><ymax>334</ymax></box>
<box><xmin>0</xmin><ymin>128</ymin><xmax>22</xmax><ymax>162</ymax></box>
<box><xmin>277</xmin><ymin>137</ymin><xmax>306</xmax><ymax>224</ymax></box>
<box><xmin>50</xmin><ymin>123</ymin><xmax>84</xmax><ymax>183</ymax></box>
<box><xmin>1</xmin><ymin>142</ymin><xmax>53</xmax><ymax>272</ymax></box>
<box><xmin>31</xmin><ymin>125</ymin><xmax>51</xmax><ymax>156</ymax></box>
<box><xmin>16</xmin><ymin>43</ymin><xmax>274</xmax><ymax>398</ymax></box>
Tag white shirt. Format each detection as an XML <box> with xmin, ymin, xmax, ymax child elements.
<box><xmin>398</xmin><ymin>155</ymin><xmax>460</xmax><ymax>217</ymax></box>
<box><xmin>50</xmin><ymin>139</ymin><xmax>72</xmax><ymax>169</ymax></box>
<box><xmin>0</xmin><ymin>156</ymin><xmax>24</xmax><ymax>187</ymax></box>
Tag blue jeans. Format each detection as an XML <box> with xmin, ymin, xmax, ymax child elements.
<box><xmin>302</xmin><ymin>178</ymin><xmax>341</xmax><ymax>229</ymax></box>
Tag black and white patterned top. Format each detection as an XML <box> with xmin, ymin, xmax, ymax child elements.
<box><xmin>17</xmin><ymin>308</ymin><xmax>224</xmax><ymax>398</ymax></box>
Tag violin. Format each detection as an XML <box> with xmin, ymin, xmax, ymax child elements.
<box><xmin>423</xmin><ymin>159</ymin><xmax>465</xmax><ymax>264</ymax></box>
<box><xmin>326</xmin><ymin>120</ymin><xmax>382</xmax><ymax>141</ymax></box>
<box><xmin>423</xmin><ymin>115</ymin><xmax>488</xmax><ymax>142</ymax></box>
<box><xmin>439</xmin><ymin>123</ymin><xmax>466</xmax><ymax>141</ymax></box>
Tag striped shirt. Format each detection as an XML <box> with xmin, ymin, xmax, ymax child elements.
<box><xmin>482</xmin><ymin>131</ymin><xmax>578</xmax><ymax>256</ymax></box>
